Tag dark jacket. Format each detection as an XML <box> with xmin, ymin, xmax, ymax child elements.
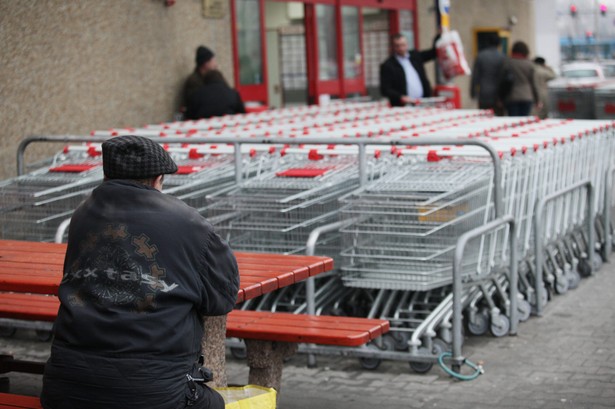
<box><xmin>41</xmin><ymin>180</ymin><xmax>239</xmax><ymax>409</ymax></box>
<box><xmin>185</xmin><ymin>82</ymin><xmax>246</xmax><ymax>120</ymax></box>
<box><xmin>470</xmin><ymin>46</ymin><xmax>506</xmax><ymax>107</ymax></box>
<box><xmin>379</xmin><ymin>48</ymin><xmax>437</xmax><ymax>106</ymax></box>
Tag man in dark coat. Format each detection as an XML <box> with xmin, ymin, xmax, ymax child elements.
<box><xmin>182</xmin><ymin>46</ymin><xmax>218</xmax><ymax>109</ymax></box>
<box><xmin>379</xmin><ymin>33</ymin><xmax>437</xmax><ymax>107</ymax></box>
<box><xmin>470</xmin><ymin>32</ymin><xmax>505</xmax><ymax>114</ymax></box>
<box><xmin>41</xmin><ymin>135</ymin><xmax>239</xmax><ymax>409</ymax></box>
<box><xmin>185</xmin><ymin>69</ymin><xmax>246</xmax><ymax>120</ymax></box>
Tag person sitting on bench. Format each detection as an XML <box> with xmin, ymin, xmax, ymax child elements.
<box><xmin>40</xmin><ymin>135</ymin><xmax>239</xmax><ymax>409</ymax></box>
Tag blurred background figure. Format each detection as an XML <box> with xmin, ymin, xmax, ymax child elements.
<box><xmin>532</xmin><ymin>56</ymin><xmax>556</xmax><ymax>119</ymax></box>
<box><xmin>185</xmin><ymin>69</ymin><xmax>245</xmax><ymax>120</ymax></box>
<box><xmin>499</xmin><ymin>41</ymin><xmax>539</xmax><ymax>116</ymax></box>
<box><xmin>470</xmin><ymin>32</ymin><xmax>505</xmax><ymax>115</ymax></box>
<box><xmin>181</xmin><ymin>46</ymin><xmax>219</xmax><ymax>114</ymax></box>
<box><xmin>379</xmin><ymin>33</ymin><xmax>438</xmax><ymax>107</ymax></box>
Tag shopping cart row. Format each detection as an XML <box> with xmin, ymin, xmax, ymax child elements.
<box><xmin>2</xmin><ymin>104</ymin><xmax>615</xmax><ymax>375</ymax></box>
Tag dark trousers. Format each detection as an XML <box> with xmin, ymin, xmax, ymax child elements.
<box><xmin>506</xmin><ymin>101</ymin><xmax>533</xmax><ymax>116</ymax></box>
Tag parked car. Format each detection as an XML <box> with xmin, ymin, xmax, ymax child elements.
<box><xmin>599</xmin><ymin>60</ymin><xmax>615</xmax><ymax>78</ymax></box>
<box><xmin>548</xmin><ymin>62</ymin><xmax>610</xmax><ymax>119</ymax></box>
<box><xmin>559</xmin><ymin>61</ymin><xmax>605</xmax><ymax>81</ymax></box>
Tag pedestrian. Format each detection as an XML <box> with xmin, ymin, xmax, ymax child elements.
<box><xmin>533</xmin><ymin>56</ymin><xmax>556</xmax><ymax>119</ymax></box>
<box><xmin>498</xmin><ymin>41</ymin><xmax>539</xmax><ymax>116</ymax></box>
<box><xmin>470</xmin><ymin>32</ymin><xmax>506</xmax><ymax>115</ymax></box>
<box><xmin>379</xmin><ymin>33</ymin><xmax>438</xmax><ymax>107</ymax></box>
<box><xmin>185</xmin><ymin>69</ymin><xmax>246</xmax><ymax>120</ymax></box>
<box><xmin>182</xmin><ymin>46</ymin><xmax>219</xmax><ymax>111</ymax></box>
<box><xmin>40</xmin><ymin>135</ymin><xmax>239</xmax><ymax>409</ymax></box>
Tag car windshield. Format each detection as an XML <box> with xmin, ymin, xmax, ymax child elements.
<box><xmin>602</xmin><ymin>65</ymin><xmax>615</xmax><ymax>77</ymax></box>
<box><xmin>562</xmin><ymin>69</ymin><xmax>600</xmax><ymax>78</ymax></box>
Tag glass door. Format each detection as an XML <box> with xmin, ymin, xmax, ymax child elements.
<box><xmin>232</xmin><ymin>0</ymin><xmax>268</xmax><ymax>105</ymax></box>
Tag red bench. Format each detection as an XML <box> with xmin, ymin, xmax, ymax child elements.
<box><xmin>0</xmin><ymin>393</ymin><xmax>41</xmax><ymax>409</ymax></box>
<box><xmin>0</xmin><ymin>292</ymin><xmax>389</xmax><ymax>391</ymax></box>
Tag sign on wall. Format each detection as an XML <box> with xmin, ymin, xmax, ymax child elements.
<box><xmin>203</xmin><ymin>0</ymin><xmax>224</xmax><ymax>18</ymax></box>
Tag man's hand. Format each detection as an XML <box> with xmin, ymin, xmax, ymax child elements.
<box><xmin>401</xmin><ymin>96</ymin><xmax>419</xmax><ymax>106</ymax></box>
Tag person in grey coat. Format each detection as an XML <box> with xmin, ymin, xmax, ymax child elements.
<box><xmin>499</xmin><ymin>41</ymin><xmax>539</xmax><ymax>117</ymax></box>
<box><xmin>470</xmin><ymin>33</ymin><xmax>505</xmax><ymax>115</ymax></box>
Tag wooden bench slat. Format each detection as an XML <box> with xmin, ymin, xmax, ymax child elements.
<box><xmin>0</xmin><ymin>393</ymin><xmax>42</xmax><ymax>408</ymax></box>
<box><xmin>0</xmin><ymin>293</ymin><xmax>389</xmax><ymax>348</ymax></box>
<box><xmin>227</xmin><ymin>310</ymin><xmax>389</xmax><ymax>346</ymax></box>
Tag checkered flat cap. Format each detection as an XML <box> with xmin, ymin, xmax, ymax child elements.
<box><xmin>102</xmin><ymin>135</ymin><xmax>178</xmax><ymax>179</ymax></box>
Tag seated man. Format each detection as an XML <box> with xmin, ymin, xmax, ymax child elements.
<box><xmin>40</xmin><ymin>135</ymin><xmax>239</xmax><ymax>409</ymax></box>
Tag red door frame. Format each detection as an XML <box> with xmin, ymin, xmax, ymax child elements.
<box><xmin>231</xmin><ymin>0</ymin><xmax>417</xmax><ymax>106</ymax></box>
<box><xmin>230</xmin><ymin>0</ymin><xmax>269</xmax><ymax>105</ymax></box>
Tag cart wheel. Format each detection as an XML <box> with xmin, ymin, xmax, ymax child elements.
<box><xmin>577</xmin><ymin>258</ymin><xmax>591</xmax><ymax>277</ymax></box>
<box><xmin>554</xmin><ymin>275</ymin><xmax>569</xmax><ymax>294</ymax></box>
<box><xmin>567</xmin><ymin>269</ymin><xmax>581</xmax><ymax>290</ymax></box>
<box><xmin>467</xmin><ymin>309</ymin><xmax>489</xmax><ymax>336</ymax></box>
<box><xmin>517</xmin><ymin>299</ymin><xmax>531</xmax><ymax>322</ymax></box>
<box><xmin>409</xmin><ymin>345</ymin><xmax>434</xmax><ymax>374</ymax></box>
<box><xmin>0</xmin><ymin>326</ymin><xmax>16</xmax><ymax>338</ymax></box>
<box><xmin>230</xmin><ymin>343</ymin><xmax>247</xmax><ymax>360</ymax></box>
<box><xmin>35</xmin><ymin>330</ymin><xmax>52</xmax><ymax>342</ymax></box>
<box><xmin>592</xmin><ymin>252</ymin><xmax>603</xmax><ymax>271</ymax></box>
<box><xmin>490</xmin><ymin>314</ymin><xmax>510</xmax><ymax>337</ymax></box>
<box><xmin>391</xmin><ymin>331</ymin><xmax>410</xmax><ymax>351</ymax></box>
<box><xmin>358</xmin><ymin>344</ymin><xmax>381</xmax><ymax>370</ymax></box>
<box><xmin>409</xmin><ymin>358</ymin><xmax>433</xmax><ymax>374</ymax></box>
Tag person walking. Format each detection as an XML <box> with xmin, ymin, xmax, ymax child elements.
<box><xmin>379</xmin><ymin>33</ymin><xmax>438</xmax><ymax>107</ymax></box>
<box><xmin>40</xmin><ymin>135</ymin><xmax>239</xmax><ymax>409</ymax></box>
<box><xmin>533</xmin><ymin>56</ymin><xmax>556</xmax><ymax>119</ymax></box>
<box><xmin>470</xmin><ymin>32</ymin><xmax>506</xmax><ymax>115</ymax></box>
<box><xmin>499</xmin><ymin>41</ymin><xmax>539</xmax><ymax>116</ymax></box>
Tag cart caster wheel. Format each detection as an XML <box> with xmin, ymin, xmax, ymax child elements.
<box><xmin>467</xmin><ymin>309</ymin><xmax>489</xmax><ymax>336</ymax></box>
<box><xmin>391</xmin><ymin>331</ymin><xmax>410</xmax><ymax>351</ymax></box>
<box><xmin>35</xmin><ymin>330</ymin><xmax>52</xmax><ymax>342</ymax></box>
<box><xmin>230</xmin><ymin>347</ymin><xmax>247</xmax><ymax>360</ymax></box>
<box><xmin>592</xmin><ymin>252</ymin><xmax>603</xmax><ymax>271</ymax></box>
<box><xmin>381</xmin><ymin>334</ymin><xmax>396</xmax><ymax>352</ymax></box>
<box><xmin>490</xmin><ymin>314</ymin><xmax>510</xmax><ymax>337</ymax></box>
<box><xmin>409</xmin><ymin>359</ymin><xmax>433</xmax><ymax>374</ymax></box>
<box><xmin>554</xmin><ymin>276</ymin><xmax>569</xmax><ymax>294</ymax></box>
<box><xmin>0</xmin><ymin>327</ymin><xmax>16</xmax><ymax>338</ymax></box>
<box><xmin>359</xmin><ymin>344</ymin><xmax>381</xmax><ymax>370</ymax></box>
<box><xmin>567</xmin><ymin>269</ymin><xmax>581</xmax><ymax>290</ymax></box>
<box><xmin>517</xmin><ymin>299</ymin><xmax>531</xmax><ymax>322</ymax></box>
<box><xmin>578</xmin><ymin>259</ymin><xmax>592</xmax><ymax>277</ymax></box>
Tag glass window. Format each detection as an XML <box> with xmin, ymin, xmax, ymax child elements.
<box><xmin>316</xmin><ymin>4</ymin><xmax>338</xmax><ymax>80</ymax></box>
<box><xmin>399</xmin><ymin>9</ymin><xmax>414</xmax><ymax>48</ymax></box>
<box><xmin>342</xmin><ymin>6</ymin><xmax>361</xmax><ymax>79</ymax></box>
<box><xmin>237</xmin><ymin>0</ymin><xmax>263</xmax><ymax>85</ymax></box>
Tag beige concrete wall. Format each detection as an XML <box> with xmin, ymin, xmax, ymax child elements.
<box><xmin>417</xmin><ymin>0</ymin><xmax>535</xmax><ymax>109</ymax></box>
<box><xmin>0</xmin><ymin>0</ymin><xmax>234</xmax><ymax>180</ymax></box>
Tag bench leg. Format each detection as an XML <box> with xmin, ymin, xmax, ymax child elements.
<box><xmin>245</xmin><ymin>340</ymin><xmax>297</xmax><ymax>394</ymax></box>
<box><xmin>202</xmin><ymin>316</ymin><xmax>228</xmax><ymax>387</ymax></box>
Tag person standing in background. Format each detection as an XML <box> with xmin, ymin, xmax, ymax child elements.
<box><xmin>532</xmin><ymin>56</ymin><xmax>556</xmax><ymax>119</ymax></box>
<box><xmin>379</xmin><ymin>33</ymin><xmax>438</xmax><ymax>107</ymax></box>
<box><xmin>470</xmin><ymin>33</ymin><xmax>506</xmax><ymax>115</ymax></box>
<box><xmin>181</xmin><ymin>46</ymin><xmax>218</xmax><ymax>113</ymax></box>
<box><xmin>499</xmin><ymin>41</ymin><xmax>539</xmax><ymax>116</ymax></box>
<box><xmin>185</xmin><ymin>70</ymin><xmax>246</xmax><ymax>120</ymax></box>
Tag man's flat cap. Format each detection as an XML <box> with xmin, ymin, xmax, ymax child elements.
<box><xmin>102</xmin><ymin>135</ymin><xmax>178</xmax><ymax>179</ymax></box>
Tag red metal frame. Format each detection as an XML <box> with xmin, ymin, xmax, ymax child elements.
<box><xmin>230</xmin><ymin>0</ymin><xmax>269</xmax><ymax>105</ymax></box>
<box><xmin>231</xmin><ymin>0</ymin><xmax>417</xmax><ymax>105</ymax></box>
